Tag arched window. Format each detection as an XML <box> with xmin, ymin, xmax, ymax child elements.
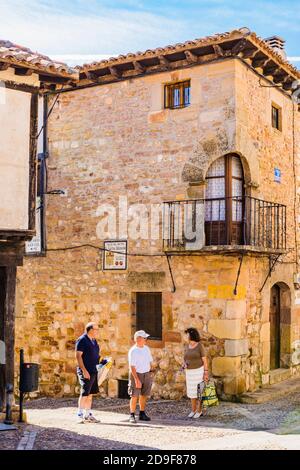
<box><xmin>205</xmin><ymin>155</ymin><xmax>244</xmax><ymax>245</ymax></box>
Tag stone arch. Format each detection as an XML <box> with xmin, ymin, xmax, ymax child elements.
<box><xmin>181</xmin><ymin>130</ymin><xmax>260</xmax><ymax>189</ymax></box>
<box><xmin>204</xmin><ymin>152</ymin><xmax>251</xmax><ymax>188</ymax></box>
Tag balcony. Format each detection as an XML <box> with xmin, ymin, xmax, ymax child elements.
<box><xmin>163</xmin><ymin>196</ymin><xmax>286</xmax><ymax>254</ymax></box>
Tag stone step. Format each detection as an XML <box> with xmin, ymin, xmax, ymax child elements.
<box><xmin>238</xmin><ymin>376</ymin><xmax>300</xmax><ymax>404</ymax></box>
<box><xmin>269</xmin><ymin>368</ymin><xmax>292</xmax><ymax>385</ymax></box>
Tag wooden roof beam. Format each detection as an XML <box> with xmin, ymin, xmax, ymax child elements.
<box><xmin>212</xmin><ymin>44</ymin><xmax>224</xmax><ymax>57</ymax></box>
<box><xmin>109</xmin><ymin>66</ymin><xmax>122</xmax><ymax>79</ymax></box>
<box><xmin>85</xmin><ymin>71</ymin><xmax>100</xmax><ymax>82</ymax></box>
<box><xmin>0</xmin><ymin>62</ymin><xmax>10</xmax><ymax>71</ymax></box>
<box><xmin>282</xmin><ymin>78</ymin><xmax>296</xmax><ymax>91</ymax></box>
<box><xmin>263</xmin><ymin>63</ymin><xmax>281</xmax><ymax>76</ymax></box>
<box><xmin>272</xmin><ymin>71</ymin><xmax>289</xmax><ymax>84</ymax></box>
<box><xmin>184</xmin><ymin>50</ymin><xmax>198</xmax><ymax>63</ymax></box>
<box><xmin>211</xmin><ymin>39</ymin><xmax>248</xmax><ymax>58</ymax></box>
<box><xmin>14</xmin><ymin>67</ymin><xmax>33</xmax><ymax>76</ymax></box>
<box><xmin>158</xmin><ymin>55</ymin><xmax>171</xmax><ymax>68</ymax></box>
<box><xmin>231</xmin><ymin>38</ymin><xmax>249</xmax><ymax>56</ymax></box>
<box><xmin>240</xmin><ymin>47</ymin><xmax>259</xmax><ymax>59</ymax></box>
<box><xmin>252</xmin><ymin>56</ymin><xmax>271</xmax><ymax>68</ymax></box>
<box><xmin>133</xmin><ymin>61</ymin><xmax>145</xmax><ymax>73</ymax></box>
<box><xmin>38</xmin><ymin>74</ymin><xmax>73</xmax><ymax>85</ymax></box>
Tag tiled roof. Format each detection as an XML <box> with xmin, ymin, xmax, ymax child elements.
<box><xmin>80</xmin><ymin>27</ymin><xmax>300</xmax><ymax>81</ymax></box>
<box><xmin>248</xmin><ymin>32</ymin><xmax>300</xmax><ymax>79</ymax></box>
<box><xmin>1</xmin><ymin>28</ymin><xmax>298</xmax><ymax>90</ymax></box>
<box><xmin>80</xmin><ymin>28</ymin><xmax>246</xmax><ymax>70</ymax></box>
<box><xmin>0</xmin><ymin>40</ymin><xmax>77</xmax><ymax>77</ymax></box>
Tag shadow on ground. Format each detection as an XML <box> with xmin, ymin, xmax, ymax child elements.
<box><xmin>0</xmin><ymin>421</ymin><xmax>158</xmax><ymax>450</ymax></box>
<box><xmin>34</xmin><ymin>424</ymin><xmax>157</xmax><ymax>450</ymax></box>
<box><xmin>2</xmin><ymin>392</ymin><xmax>298</xmax><ymax>451</ymax></box>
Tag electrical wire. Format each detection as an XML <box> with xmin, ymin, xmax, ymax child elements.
<box><xmin>258</xmin><ymin>78</ymin><xmax>281</xmax><ymax>88</ymax></box>
<box><xmin>165</xmin><ymin>254</ymin><xmax>176</xmax><ymax>292</ymax></box>
<box><xmin>36</xmin><ymin>87</ymin><xmax>64</xmax><ymax>140</ymax></box>
<box><xmin>47</xmin><ymin>244</ymin><xmax>164</xmax><ymax>257</ymax></box>
<box><xmin>46</xmin><ymin>243</ymin><xmax>295</xmax><ymax>259</ymax></box>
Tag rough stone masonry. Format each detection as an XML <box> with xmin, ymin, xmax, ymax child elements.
<box><xmin>15</xmin><ymin>52</ymin><xmax>300</xmax><ymax>400</ymax></box>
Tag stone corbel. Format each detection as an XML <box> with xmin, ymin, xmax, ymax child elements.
<box><xmin>187</xmin><ymin>181</ymin><xmax>206</xmax><ymax>199</ymax></box>
<box><xmin>245</xmin><ymin>180</ymin><xmax>259</xmax><ymax>189</ymax></box>
<box><xmin>181</xmin><ymin>163</ymin><xmax>205</xmax><ymax>184</ymax></box>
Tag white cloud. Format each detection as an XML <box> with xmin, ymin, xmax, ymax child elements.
<box><xmin>0</xmin><ymin>0</ymin><xmax>298</xmax><ymax>66</ymax></box>
<box><xmin>0</xmin><ymin>0</ymin><xmax>186</xmax><ymax>56</ymax></box>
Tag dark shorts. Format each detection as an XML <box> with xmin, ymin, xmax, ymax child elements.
<box><xmin>128</xmin><ymin>372</ymin><xmax>153</xmax><ymax>397</ymax></box>
<box><xmin>77</xmin><ymin>370</ymin><xmax>99</xmax><ymax>396</ymax></box>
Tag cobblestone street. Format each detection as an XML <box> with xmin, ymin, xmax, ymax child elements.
<box><xmin>1</xmin><ymin>392</ymin><xmax>300</xmax><ymax>450</ymax></box>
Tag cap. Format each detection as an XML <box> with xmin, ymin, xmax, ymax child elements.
<box><xmin>134</xmin><ymin>330</ymin><xmax>150</xmax><ymax>341</ymax></box>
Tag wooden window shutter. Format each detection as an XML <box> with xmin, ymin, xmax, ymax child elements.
<box><xmin>136</xmin><ymin>292</ymin><xmax>162</xmax><ymax>340</ymax></box>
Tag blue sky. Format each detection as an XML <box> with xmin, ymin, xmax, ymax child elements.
<box><xmin>0</xmin><ymin>0</ymin><xmax>299</xmax><ymax>66</ymax></box>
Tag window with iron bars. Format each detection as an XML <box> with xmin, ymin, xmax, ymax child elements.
<box><xmin>135</xmin><ymin>292</ymin><xmax>162</xmax><ymax>340</ymax></box>
<box><xmin>164</xmin><ymin>80</ymin><xmax>190</xmax><ymax>109</ymax></box>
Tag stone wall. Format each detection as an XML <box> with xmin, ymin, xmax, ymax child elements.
<box><xmin>15</xmin><ymin>58</ymin><xmax>300</xmax><ymax>399</ymax></box>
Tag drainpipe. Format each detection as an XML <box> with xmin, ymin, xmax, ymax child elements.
<box><xmin>38</xmin><ymin>94</ymin><xmax>48</xmax><ymax>253</ymax></box>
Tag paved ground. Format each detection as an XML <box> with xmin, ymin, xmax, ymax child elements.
<box><xmin>1</xmin><ymin>392</ymin><xmax>300</xmax><ymax>450</ymax></box>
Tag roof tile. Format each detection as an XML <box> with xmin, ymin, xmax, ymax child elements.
<box><xmin>80</xmin><ymin>27</ymin><xmax>299</xmax><ymax>80</ymax></box>
<box><xmin>0</xmin><ymin>39</ymin><xmax>77</xmax><ymax>77</ymax></box>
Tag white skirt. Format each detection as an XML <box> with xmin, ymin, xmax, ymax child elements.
<box><xmin>185</xmin><ymin>366</ymin><xmax>204</xmax><ymax>399</ymax></box>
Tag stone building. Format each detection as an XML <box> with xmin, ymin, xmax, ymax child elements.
<box><xmin>0</xmin><ymin>40</ymin><xmax>76</xmax><ymax>408</ymax></box>
<box><xmin>14</xmin><ymin>28</ymin><xmax>300</xmax><ymax>400</ymax></box>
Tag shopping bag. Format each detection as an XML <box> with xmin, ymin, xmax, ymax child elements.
<box><xmin>96</xmin><ymin>357</ymin><xmax>113</xmax><ymax>386</ymax></box>
<box><xmin>201</xmin><ymin>381</ymin><xmax>219</xmax><ymax>407</ymax></box>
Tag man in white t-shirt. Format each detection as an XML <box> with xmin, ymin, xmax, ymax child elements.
<box><xmin>128</xmin><ymin>330</ymin><xmax>154</xmax><ymax>423</ymax></box>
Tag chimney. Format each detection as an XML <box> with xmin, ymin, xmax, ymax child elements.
<box><xmin>264</xmin><ymin>36</ymin><xmax>286</xmax><ymax>59</ymax></box>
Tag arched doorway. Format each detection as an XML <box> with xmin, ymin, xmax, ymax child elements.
<box><xmin>270</xmin><ymin>283</ymin><xmax>291</xmax><ymax>370</ymax></box>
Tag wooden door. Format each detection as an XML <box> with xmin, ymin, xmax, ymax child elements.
<box><xmin>270</xmin><ymin>285</ymin><xmax>280</xmax><ymax>370</ymax></box>
<box><xmin>205</xmin><ymin>155</ymin><xmax>244</xmax><ymax>245</ymax></box>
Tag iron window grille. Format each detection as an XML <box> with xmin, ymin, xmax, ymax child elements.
<box><xmin>164</xmin><ymin>80</ymin><xmax>191</xmax><ymax>109</ymax></box>
<box><xmin>136</xmin><ymin>292</ymin><xmax>162</xmax><ymax>340</ymax></box>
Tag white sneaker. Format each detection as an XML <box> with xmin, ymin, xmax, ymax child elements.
<box><xmin>188</xmin><ymin>411</ymin><xmax>195</xmax><ymax>418</ymax></box>
<box><xmin>193</xmin><ymin>411</ymin><xmax>203</xmax><ymax>419</ymax></box>
<box><xmin>77</xmin><ymin>414</ymin><xmax>85</xmax><ymax>424</ymax></box>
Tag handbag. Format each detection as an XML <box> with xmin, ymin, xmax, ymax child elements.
<box><xmin>197</xmin><ymin>381</ymin><xmax>205</xmax><ymax>400</ymax></box>
<box><xmin>201</xmin><ymin>381</ymin><xmax>219</xmax><ymax>407</ymax></box>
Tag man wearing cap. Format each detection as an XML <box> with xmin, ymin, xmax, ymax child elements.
<box><xmin>128</xmin><ymin>330</ymin><xmax>154</xmax><ymax>423</ymax></box>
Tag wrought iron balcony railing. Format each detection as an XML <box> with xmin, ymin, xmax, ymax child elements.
<box><xmin>163</xmin><ymin>196</ymin><xmax>286</xmax><ymax>252</ymax></box>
